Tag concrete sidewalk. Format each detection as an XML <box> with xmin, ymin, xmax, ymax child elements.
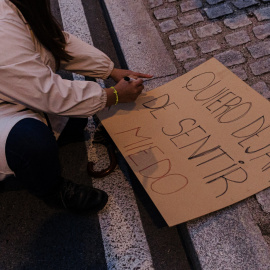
<box><xmin>102</xmin><ymin>0</ymin><xmax>270</xmax><ymax>268</ymax></box>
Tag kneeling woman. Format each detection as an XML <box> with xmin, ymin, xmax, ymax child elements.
<box><xmin>0</xmin><ymin>0</ymin><xmax>152</xmax><ymax>213</ymax></box>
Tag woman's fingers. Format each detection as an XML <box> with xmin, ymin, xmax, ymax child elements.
<box><xmin>132</xmin><ymin>78</ymin><xmax>144</xmax><ymax>86</ymax></box>
<box><xmin>110</xmin><ymin>68</ymin><xmax>153</xmax><ymax>82</ymax></box>
<box><xmin>132</xmin><ymin>72</ymin><xmax>153</xmax><ymax>79</ymax></box>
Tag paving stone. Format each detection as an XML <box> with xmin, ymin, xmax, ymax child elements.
<box><xmin>265</xmin><ymin>236</ymin><xmax>270</xmax><ymax>248</ymax></box>
<box><xmin>264</xmin><ymin>235</ymin><xmax>270</xmax><ymax>248</ymax></box>
<box><xmin>178</xmin><ymin>12</ymin><xmax>204</xmax><ymax>26</ymax></box>
<box><xmin>225</xmin><ymin>30</ymin><xmax>251</xmax><ymax>46</ymax></box>
<box><xmin>256</xmin><ymin>188</ymin><xmax>270</xmax><ymax>213</ymax></box>
<box><xmin>253</xmin><ymin>23</ymin><xmax>270</xmax><ymax>39</ymax></box>
<box><xmin>169</xmin><ymin>30</ymin><xmax>193</xmax><ymax>45</ymax></box>
<box><xmin>215</xmin><ymin>50</ymin><xmax>245</xmax><ymax>66</ymax></box>
<box><xmin>246</xmin><ymin>198</ymin><xmax>270</xmax><ymax>237</ymax></box>
<box><xmin>174</xmin><ymin>46</ymin><xmax>197</xmax><ymax>61</ymax></box>
<box><xmin>154</xmin><ymin>7</ymin><xmax>178</xmax><ymax>20</ymax></box>
<box><xmin>224</xmin><ymin>14</ymin><xmax>252</xmax><ymax>30</ymax></box>
<box><xmin>187</xmin><ymin>201</ymin><xmax>270</xmax><ymax>270</ymax></box>
<box><xmin>184</xmin><ymin>58</ymin><xmax>206</xmax><ymax>71</ymax></box>
<box><xmin>250</xmin><ymin>57</ymin><xmax>270</xmax><ymax>75</ymax></box>
<box><xmin>180</xmin><ymin>0</ymin><xmax>203</xmax><ymax>12</ymax></box>
<box><xmin>230</xmin><ymin>66</ymin><xmax>248</xmax><ymax>80</ymax></box>
<box><xmin>232</xmin><ymin>0</ymin><xmax>259</xmax><ymax>9</ymax></box>
<box><xmin>254</xmin><ymin>7</ymin><xmax>270</xmax><ymax>21</ymax></box>
<box><xmin>247</xmin><ymin>41</ymin><xmax>270</xmax><ymax>59</ymax></box>
<box><xmin>252</xmin><ymin>81</ymin><xmax>270</xmax><ymax>98</ymax></box>
<box><xmin>204</xmin><ymin>3</ymin><xmax>233</xmax><ymax>19</ymax></box>
<box><xmin>159</xmin><ymin>19</ymin><xmax>178</xmax><ymax>32</ymax></box>
<box><xmin>196</xmin><ymin>23</ymin><xmax>222</xmax><ymax>38</ymax></box>
<box><xmin>148</xmin><ymin>0</ymin><xmax>163</xmax><ymax>8</ymax></box>
<box><xmin>198</xmin><ymin>39</ymin><xmax>221</xmax><ymax>53</ymax></box>
<box><xmin>206</xmin><ymin>0</ymin><xmax>224</xmax><ymax>4</ymax></box>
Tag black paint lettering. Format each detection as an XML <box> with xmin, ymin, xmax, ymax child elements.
<box><xmin>184</xmin><ymin>72</ymin><xmax>220</xmax><ymax>92</ymax></box>
<box><xmin>250</xmin><ymin>152</ymin><xmax>270</xmax><ymax>172</ymax></box>
<box><xmin>194</xmin><ymin>86</ymin><xmax>227</xmax><ymax>102</ymax></box>
<box><xmin>151</xmin><ymin>102</ymin><xmax>179</xmax><ymax>120</ymax></box>
<box><xmin>206</xmin><ymin>167</ymin><xmax>248</xmax><ymax>198</ymax></box>
<box><xmin>192</xmin><ymin>146</ymin><xmax>234</xmax><ymax>166</ymax></box>
<box><xmin>170</xmin><ymin>126</ymin><xmax>207</xmax><ymax>149</ymax></box>
<box><xmin>203</xmin><ymin>164</ymin><xmax>237</xmax><ymax>179</ymax></box>
<box><xmin>142</xmin><ymin>94</ymin><xmax>170</xmax><ymax>110</ymax></box>
<box><xmin>232</xmin><ymin>116</ymin><xmax>265</xmax><ymax>139</ymax></box>
<box><xmin>206</xmin><ymin>92</ymin><xmax>236</xmax><ymax>112</ymax></box>
<box><xmin>162</xmin><ymin>118</ymin><xmax>196</xmax><ymax>137</ymax></box>
<box><xmin>213</xmin><ymin>96</ymin><xmax>242</xmax><ymax>118</ymax></box>
<box><xmin>240</xmin><ymin>125</ymin><xmax>270</xmax><ymax>154</ymax></box>
<box><xmin>202</xmin><ymin>88</ymin><xmax>229</xmax><ymax>106</ymax></box>
<box><xmin>217</xmin><ymin>102</ymin><xmax>252</xmax><ymax>123</ymax></box>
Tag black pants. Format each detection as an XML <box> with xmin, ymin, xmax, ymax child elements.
<box><xmin>5</xmin><ymin>117</ymin><xmax>88</xmax><ymax>196</ymax></box>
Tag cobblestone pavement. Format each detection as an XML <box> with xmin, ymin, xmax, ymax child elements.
<box><xmin>143</xmin><ymin>0</ymin><xmax>270</xmax><ymax>249</ymax></box>
<box><xmin>144</xmin><ymin>0</ymin><xmax>270</xmax><ymax>98</ymax></box>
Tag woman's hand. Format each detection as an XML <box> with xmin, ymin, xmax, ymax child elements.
<box><xmin>105</xmin><ymin>77</ymin><xmax>145</xmax><ymax>107</ymax></box>
<box><xmin>109</xmin><ymin>68</ymin><xmax>153</xmax><ymax>82</ymax></box>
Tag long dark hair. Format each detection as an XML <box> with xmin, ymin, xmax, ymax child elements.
<box><xmin>10</xmin><ymin>0</ymin><xmax>73</xmax><ymax>68</ymax></box>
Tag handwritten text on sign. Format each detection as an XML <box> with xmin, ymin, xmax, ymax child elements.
<box><xmin>98</xmin><ymin>59</ymin><xmax>270</xmax><ymax>226</ymax></box>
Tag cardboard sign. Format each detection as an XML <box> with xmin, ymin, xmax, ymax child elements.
<box><xmin>98</xmin><ymin>58</ymin><xmax>270</xmax><ymax>226</ymax></box>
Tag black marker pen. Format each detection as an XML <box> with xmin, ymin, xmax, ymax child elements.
<box><xmin>124</xmin><ymin>76</ymin><xmax>136</xmax><ymax>82</ymax></box>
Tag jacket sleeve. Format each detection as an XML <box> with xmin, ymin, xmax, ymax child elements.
<box><xmin>0</xmin><ymin>19</ymin><xmax>108</xmax><ymax>117</ymax></box>
<box><xmin>60</xmin><ymin>32</ymin><xmax>114</xmax><ymax>79</ymax></box>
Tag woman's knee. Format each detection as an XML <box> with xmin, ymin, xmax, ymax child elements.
<box><xmin>6</xmin><ymin>118</ymin><xmax>59</xmax><ymax>171</ymax></box>
<box><xmin>5</xmin><ymin>118</ymin><xmax>61</xmax><ymax>195</ymax></box>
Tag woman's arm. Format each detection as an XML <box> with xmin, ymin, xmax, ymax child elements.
<box><xmin>60</xmin><ymin>32</ymin><xmax>114</xmax><ymax>79</ymax></box>
<box><xmin>110</xmin><ymin>68</ymin><xmax>153</xmax><ymax>82</ymax></box>
<box><xmin>60</xmin><ymin>33</ymin><xmax>153</xmax><ymax>82</ymax></box>
<box><xmin>0</xmin><ymin>19</ymin><xmax>107</xmax><ymax>117</ymax></box>
<box><xmin>59</xmin><ymin>32</ymin><xmax>153</xmax><ymax>107</ymax></box>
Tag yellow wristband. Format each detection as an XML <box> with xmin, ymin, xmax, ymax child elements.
<box><xmin>110</xmin><ymin>86</ymin><xmax>119</xmax><ymax>105</ymax></box>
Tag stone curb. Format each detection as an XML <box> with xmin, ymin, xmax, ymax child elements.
<box><xmin>103</xmin><ymin>0</ymin><xmax>177</xmax><ymax>86</ymax></box>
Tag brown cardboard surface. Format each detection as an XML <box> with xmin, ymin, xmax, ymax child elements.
<box><xmin>98</xmin><ymin>58</ymin><xmax>270</xmax><ymax>226</ymax></box>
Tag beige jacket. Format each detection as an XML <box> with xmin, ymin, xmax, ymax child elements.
<box><xmin>0</xmin><ymin>0</ymin><xmax>114</xmax><ymax>179</ymax></box>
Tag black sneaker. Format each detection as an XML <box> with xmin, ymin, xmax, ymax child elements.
<box><xmin>59</xmin><ymin>179</ymin><xmax>108</xmax><ymax>213</ymax></box>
